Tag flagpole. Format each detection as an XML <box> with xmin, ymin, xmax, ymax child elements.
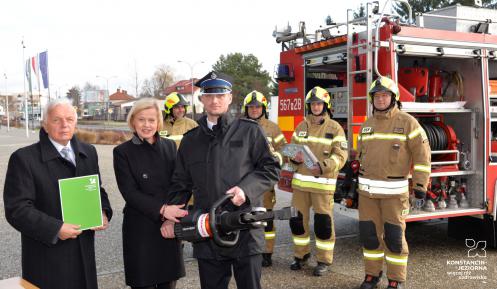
<box><xmin>36</xmin><ymin>54</ymin><xmax>42</xmax><ymax>123</ymax></box>
<box><xmin>47</xmin><ymin>51</ymin><xmax>51</xmax><ymax>101</ymax></box>
<box><xmin>22</xmin><ymin>39</ymin><xmax>28</xmax><ymax>138</ymax></box>
<box><xmin>30</xmin><ymin>58</ymin><xmax>34</xmax><ymax>132</ymax></box>
<box><xmin>4</xmin><ymin>73</ymin><xmax>9</xmax><ymax>132</ymax></box>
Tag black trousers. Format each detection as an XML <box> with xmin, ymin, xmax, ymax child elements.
<box><xmin>131</xmin><ymin>281</ymin><xmax>176</xmax><ymax>289</ymax></box>
<box><xmin>197</xmin><ymin>254</ymin><xmax>262</xmax><ymax>289</ymax></box>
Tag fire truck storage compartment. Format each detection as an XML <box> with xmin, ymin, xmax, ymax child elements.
<box><xmin>397</xmin><ymin>54</ymin><xmax>485</xmax><ymax>214</ymax></box>
<box><xmin>304</xmin><ymin>51</ymin><xmax>347</xmax><ymax>120</ymax></box>
<box><xmin>489</xmin><ymin>59</ymin><xmax>497</xmax><ymax>160</ymax></box>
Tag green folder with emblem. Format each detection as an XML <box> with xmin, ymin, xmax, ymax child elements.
<box><xmin>58</xmin><ymin>174</ymin><xmax>103</xmax><ymax>230</ymax></box>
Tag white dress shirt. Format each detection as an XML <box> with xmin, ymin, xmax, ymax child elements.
<box><xmin>49</xmin><ymin>137</ymin><xmax>76</xmax><ymax>166</ymax></box>
<box><xmin>207</xmin><ymin>119</ymin><xmax>217</xmax><ymax>130</ymax></box>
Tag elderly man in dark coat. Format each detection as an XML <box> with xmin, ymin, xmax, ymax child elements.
<box><xmin>3</xmin><ymin>99</ymin><xmax>112</xmax><ymax>289</ymax></box>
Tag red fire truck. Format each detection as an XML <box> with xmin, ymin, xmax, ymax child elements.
<box><xmin>274</xmin><ymin>1</ymin><xmax>497</xmax><ymax>246</ymax></box>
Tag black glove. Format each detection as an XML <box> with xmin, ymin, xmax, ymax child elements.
<box><xmin>413</xmin><ymin>189</ymin><xmax>426</xmax><ymax>200</ymax></box>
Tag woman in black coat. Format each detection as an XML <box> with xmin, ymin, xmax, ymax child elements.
<box><xmin>113</xmin><ymin>98</ymin><xmax>186</xmax><ymax>289</ymax></box>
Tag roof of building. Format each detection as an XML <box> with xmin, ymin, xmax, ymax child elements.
<box><xmin>111</xmin><ymin>99</ymin><xmax>136</xmax><ymax>105</ymax></box>
<box><xmin>164</xmin><ymin>79</ymin><xmax>199</xmax><ymax>96</ymax></box>
<box><xmin>109</xmin><ymin>89</ymin><xmax>135</xmax><ymax>101</ymax></box>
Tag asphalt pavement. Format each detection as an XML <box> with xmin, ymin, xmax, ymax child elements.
<box><xmin>0</xmin><ymin>127</ymin><xmax>496</xmax><ymax>289</ymax></box>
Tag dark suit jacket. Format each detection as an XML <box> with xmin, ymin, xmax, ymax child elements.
<box><xmin>3</xmin><ymin>128</ymin><xmax>112</xmax><ymax>289</ymax></box>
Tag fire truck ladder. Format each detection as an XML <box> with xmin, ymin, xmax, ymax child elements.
<box><xmin>346</xmin><ymin>2</ymin><xmax>375</xmax><ymax>148</ymax></box>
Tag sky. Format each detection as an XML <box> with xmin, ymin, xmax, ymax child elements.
<box><xmin>1</xmin><ymin>0</ymin><xmax>363</xmax><ymax>98</ymax></box>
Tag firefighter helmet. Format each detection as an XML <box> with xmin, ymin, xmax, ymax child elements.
<box><xmin>164</xmin><ymin>92</ymin><xmax>189</xmax><ymax>114</ymax></box>
<box><xmin>368</xmin><ymin>77</ymin><xmax>400</xmax><ymax>102</ymax></box>
<box><xmin>242</xmin><ymin>90</ymin><xmax>268</xmax><ymax>112</ymax></box>
<box><xmin>305</xmin><ymin>86</ymin><xmax>331</xmax><ymax>109</ymax></box>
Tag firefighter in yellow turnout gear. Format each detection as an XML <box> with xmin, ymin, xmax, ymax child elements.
<box><xmin>242</xmin><ymin>90</ymin><xmax>287</xmax><ymax>267</ymax></box>
<box><xmin>160</xmin><ymin>92</ymin><xmax>198</xmax><ymax>208</ymax></box>
<box><xmin>357</xmin><ymin>77</ymin><xmax>431</xmax><ymax>289</ymax></box>
<box><xmin>159</xmin><ymin>92</ymin><xmax>198</xmax><ymax>147</ymax></box>
<box><xmin>289</xmin><ymin>86</ymin><xmax>348</xmax><ymax>276</ymax></box>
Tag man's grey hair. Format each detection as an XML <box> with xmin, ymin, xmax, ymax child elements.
<box><xmin>42</xmin><ymin>98</ymin><xmax>78</xmax><ymax>125</ymax></box>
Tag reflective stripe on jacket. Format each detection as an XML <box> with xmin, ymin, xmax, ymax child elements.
<box><xmin>159</xmin><ymin>117</ymin><xmax>198</xmax><ymax>147</ymax></box>
<box><xmin>358</xmin><ymin>177</ymin><xmax>409</xmax><ymax>195</ymax></box>
<box><xmin>258</xmin><ymin>117</ymin><xmax>287</xmax><ymax>165</ymax></box>
<box><xmin>357</xmin><ymin>106</ymin><xmax>431</xmax><ymax>198</ymax></box>
<box><xmin>291</xmin><ymin>114</ymin><xmax>348</xmax><ymax>194</ymax></box>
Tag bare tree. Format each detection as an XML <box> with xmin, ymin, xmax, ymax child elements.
<box><xmin>354</xmin><ymin>3</ymin><xmax>366</xmax><ymax>19</ymax></box>
<box><xmin>83</xmin><ymin>82</ymin><xmax>100</xmax><ymax>92</ymax></box>
<box><xmin>134</xmin><ymin>59</ymin><xmax>139</xmax><ymax>98</ymax></box>
<box><xmin>140</xmin><ymin>65</ymin><xmax>176</xmax><ymax>99</ymax></box>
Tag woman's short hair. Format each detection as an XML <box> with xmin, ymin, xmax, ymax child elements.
<box><xmin>126</xmin><ymin>98</ymin><xmax>163</xmax><ymax>132</ymax></box>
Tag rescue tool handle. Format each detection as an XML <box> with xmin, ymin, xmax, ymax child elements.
<box><xmin>240</xmin><ymin>207</ymin><xmax>297</xmax><ymax>223</ymax></box>
<box><xmin>210</xmin><ymin>194</ymin><xmax>240</xmax><ymax>247</ymax></box>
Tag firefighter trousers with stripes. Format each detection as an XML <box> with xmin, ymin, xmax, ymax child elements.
<box><xmin>358</xmin><ymin>194</ymin><xmax>410</xmax><ymax>282</ymax></box>
<box><xmin>263</xmin><ymin>190</ymin><xmax>276</xmax><ymax>253</ymax></box>
<box><xmin>291</xmin><ymin>189</ymin><xmax>335</xmax><ymax>265</ymax></box>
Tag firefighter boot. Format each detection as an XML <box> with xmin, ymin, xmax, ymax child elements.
<box><xmin>359</xmin><ymin>271</ymin><xmax>382</xmax><ymax>289</ymax></box>
<box><xmin>290</xmin><ymin>253</ymin><xmax>310</xmax><ymax>270</ymax></box>
<box><xmin>387</xmin><ymin>279</ymin><xmax>404</xmax><ymax>289</ymax></box>
<box><xmin>313</xmin><ymin>262</ymin><xmax>329</xmax><ymax>276</ymax></box>
<box><xmin>262</xmin><ymin>253</ymin><xmax>272</xmax><ymax>267</ymax></box>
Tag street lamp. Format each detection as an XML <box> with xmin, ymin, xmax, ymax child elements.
<box><xmin>177</xmin><ymin>60</ymin><xmax>204</xmax><ymax>120</ymax></box>
<box><xmin>22</xmin><ymin>39</ymin><xmax>29</xmax><ymax>138</ymax></box>
<box><xmin>96</xmin><ymin>75</ymin><xmax>117</xmax><ymax>123</ymax></box>
<box><xmin>53</xmin><ymin>83</ymin><xmax>68</xmax><ymax>99</ymax></box>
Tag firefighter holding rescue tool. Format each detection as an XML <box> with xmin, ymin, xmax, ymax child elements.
<box><xmin>357</xmin><ymin>77</ymin><xmax>431</xmax><ymax>289</ymax></box>
<box><xmin>160</xmin><ymin>71</ymin><xmax>280</xmax><ymax>289</ymax></box>
<box><xmin>288</xmin><ymin>86</ymin><xmax>348</xmax><ymax>276</ymax></box>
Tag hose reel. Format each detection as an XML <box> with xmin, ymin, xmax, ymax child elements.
<box><xmin>419</xmin><ymin>120</ymin><xmax>461</xmax><ymax>171</ymax></box>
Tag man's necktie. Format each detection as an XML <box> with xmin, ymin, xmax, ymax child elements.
<box><xmin>60</xmin><ymin>147</ymin><xmax>75</xmax><ymax>166</ymax></box>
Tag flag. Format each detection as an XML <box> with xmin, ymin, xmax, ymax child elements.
<box><xmin>39</xmin><ymin>51</ymin><xmax>49</xmax><ymax>89</ymax></box>
<box><xmin>31</xmin><ymin>56</ymin><xmax>37</xmax><ymax>77</ymax></box>
<box><xmin>31</xmin><ymin>55</ymin><xmax>40</xmax><ymax>90</ymax></box>
<box><xmin>25</xmin><ymin>59</ymin><xmax>32</xmax><ymax>92</ymax></box>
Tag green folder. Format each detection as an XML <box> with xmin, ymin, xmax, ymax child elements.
<box><xmin>58</xmin><ymin>174</ymin><xmax>103</xmax><ymax>230</ymax></box>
